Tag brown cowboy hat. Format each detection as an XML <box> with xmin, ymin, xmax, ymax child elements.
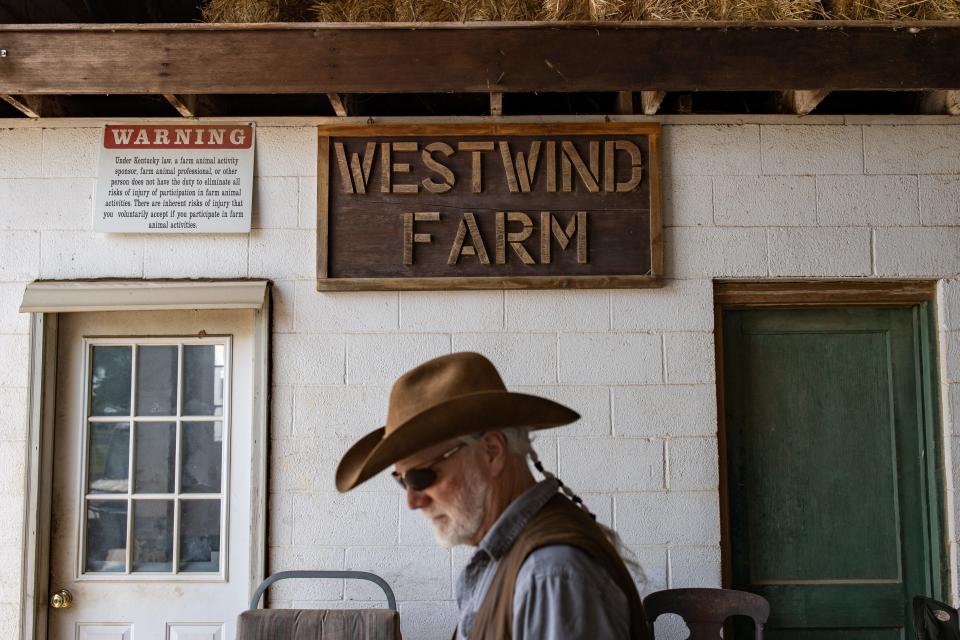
<box><xmin>335</xmin><ymin>351</ymin><xmax>579</xmax><ymax>492</ymax></box>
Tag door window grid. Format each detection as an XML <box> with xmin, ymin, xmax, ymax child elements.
<box><xmin>80</xmin><ymin>338</ymin><xmax>230</xmax><ymax>579</ymax></box>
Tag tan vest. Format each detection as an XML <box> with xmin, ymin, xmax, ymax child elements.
<box><xmin>467</xmin><ymin>494</ymin><xmax>651</xmax><ymax>640</ymax></box>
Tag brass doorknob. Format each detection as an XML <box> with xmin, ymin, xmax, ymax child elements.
<box><xmin>50</xmin><ymin>589</ymin><xmax>73</xmax><ymax>609</ymax></box>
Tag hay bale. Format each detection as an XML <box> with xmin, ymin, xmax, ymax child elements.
<box><xmin>203</xmin><ymin>0</ymin><xmax>313</xmax><ymax>22</ymax></box>
<box><xmin>819</xmin><ymin>0</ymin><xmax>960</xmax><ymax>19</ymax></box>
<box><xmin>203</xmin><ymin>0</ymin><xmax>960</xmax><ymax>21</ymax></box>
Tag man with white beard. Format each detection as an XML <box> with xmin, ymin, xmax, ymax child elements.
<box><xmin>336</xmin><ymin>352</ymin><xmax>651</xmax><ymax>639</ymax></box>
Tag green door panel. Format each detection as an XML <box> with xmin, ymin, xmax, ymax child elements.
<box><xmin>723</xmin><ymin>307</ymin><xmax>944</xmax><ymax>639</ymax></box>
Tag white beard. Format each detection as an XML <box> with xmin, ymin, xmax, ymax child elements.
<box><xmin>423</xmin><ymin>463</ymin><xmax>489</xmax><ymax>548</ymax></box>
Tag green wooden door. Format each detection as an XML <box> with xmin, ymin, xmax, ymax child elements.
<box><xmin>723</xmin><ymin>306</ymin><xmax>945</xmax><ymax>639</ymax></box>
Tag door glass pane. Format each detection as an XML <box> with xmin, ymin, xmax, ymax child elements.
<box><xmin>136</xmin><ymin>346</ymin><xmax>178</xmax><ymax>416</ymax></box>
<box><xmin>182</xmin><ymin>345</ymin><xmax>225</xmax><ymax>416</ymax></box>
<box><xmin>134</xmin><ymin>422</ymin><xmax>175</xmax><ymax>494</ymax></box>
<box><xmin>132</xmin><ymin>500</ymin><xmax>174</xmax><ymax>572</ymax></box>
<box><xmin>85</xmin><ymin>500</ymin><xmax>128</xmax><ymax>572</ymax></box>
<box><xmin>87</xmin><ymin>422</ymin><xmax>129</xmax><ymax>494</ymax></box>
<box><xmin>181</xmin><ymin>421</ymin><xmax>223</xmax><ymax>493</ymax></box>
<box><xmin>90</xmin><ymin>346</ymin><xmax>132</xmax><ymax>416</ymax></box>
<box><xmin>179</xmin><ymin>500</ymin><xmax>221</xmax><ymax>572</ymax></box>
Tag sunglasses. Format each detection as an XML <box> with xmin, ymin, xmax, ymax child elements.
<box><xmin>391</xmin><ymin>442</ymin><xmax>469</xmax><ymax>491</ymax></box>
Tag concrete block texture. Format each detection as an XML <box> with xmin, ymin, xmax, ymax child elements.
<box><xmin>270</xmin><ymin>279</ymin><xmax>296</xmax><ymax>334</ymax></box>
<box><xmin>670</xmin><ymin>546</ymin><xmax>723</xmax><ymax>588</ymax></box>
<box><xmin>268</xmin><ymin>547</ymin><xmax>345</xmax><ymax>601</ymax></box>
<box><xmin>761</xmin><ymin>125</ymin><xmax>864</xmax><ymax>175</ymax></box>
<box><xmin>921</xmin><ymin>175</ymin><xmax>960</xmax><ymax>226</ymax></box>
<box><xmin>665</xmin><ymin>227</ymin><xmax>768</xmax><ymax>278</ymax></box>
<box><xmin>0</xmin><ymin>440</ymin><xmax>26</xmax><ymax>494</ymax></box>
<box><xmin>42</xmin><ymin>128</ymin><xmax>100</xmax><ymax>178</ymax></box>
<box><xmin>663</xmin><ymin>125</ymin><xmax>761</xmax><ymax>176</ymax></box>
<box><xmin>950</xmin><ymin>384</ymin><xmax>960</xmax><ymax>435</ymax></box>
<box><xmin>404</xmin><ymin>290</ymin><xmax>504</xmax><ymax>332</ymax></box>
<box><xmin>252</xmin><ymin>177</ymin><xmax>300</xmax><ymax>229</ymax></box>
<box><xmin>504</xmin><ymin>289</ymin><xmax>608</xmax><ymax>332</ymax></box>
<box><xmin>294</xmin><ymin>384</ymin><xmax>390</xmax><ymax>440</ymax></box>
<box><xmin>0</xmin><ymin>282</ymin><xmax>29</xmax><ymax>335</ymax></box>
<box><xmin>817</xmin><ymin>175</ymin><xmax>919</xmax><ymax>226</ymax></box>
<box><xmin>616</xmin><ymin>491</ymin><xmax>721</xmax><ymax>546</ymax></box>
<box><xmin>345</xmin><ymin>547</ymin><xmax>451</xmax><ymax>601</ymax></box>
<box><xmin>291</xmin><ymin>492</ymin><xmax>398</xmax><ymax>547</ymax></box>
<box><xmin>0</xmin><ymin>388</ymin><xmax>28</xmax><ymax>442</ymax></box>
<box><xmin>768</xmin><ymin>227</ymin><xmax>872</xmax><ymax>277</ymax></box>
<box><xmin>270</xmin><ymin>385</ymin><xmax>294</xmax><ymax>439</ymax></box>
<box><xmin>613</xmin><ymin>385</ymin><xmax>718</xmax><ymax>437</ymax></box>
<box><xmin>946</xmin><ymin>332</ymin><xmax>960</xmax><ymax>383</ymax></box>
<box><xmin>0</xmin><ymin>178</ymin><xmax>93</xmax><ymax>230</ymax></box>
<box><xmin>254</xmin><ymin>126</ymin><xmax>317</xmax><ymax>177</ymax></box>
<box><xmin>664</xmin><ymin>332</ymin><xmax>715</xmax><ymax>384</ymax></box>
<box><xmin>0</xmin><ymin>128</ymin><xmax>41</xmax><ymax>178</ymax></box>
<box><xmin>273</xmin><ymin>333</ymin><xmax>345</xmax><ymax>385</ymax></box>
<box><xmin>559</xmin><ymin>333</ymin><xmax>662</xmax><ymax>384</ymax></box>
<box><xmin>628</xmin><ymin>546</ymin><xmax>669</xmax><ymax>597</ymax></box>
<box><xmin>272</xmin><ymin>436</ymin><xmax>392</xmax><ymax>494</ymax></box>
<box><xmin>714</xmin><ymin>176</ymin><xmax>816</xmax><ymax>226</ymax></box>
<box><xmin>452</xmin><ymin>333</ymin><xmax>556</xmax><ymax>384</ymax></box>
<box><xmin>874</xmin><ymin>228</ymin><xmax>960</xmax><ymax>277</ymax></box>
<box><xmin>400</xmin><ymin>600</ymin><xmax>460</xmax><ymax>640</ymax></box>
<box><xmin>143</xmin><ymin>234</ymin><xmax>247</xmax><ymax>278</ymax></box>
<box><xmin>612</xmin><ymin>279</ymin><xmax>713</xmax><ymax>332</ymax></box>
<box><xmin>662</xmin><ymin>176</ymin><xmax>714</xmax><ymax>227</ymax></box>
<box><xmin>864</xmin><ymin>125</ymin><xmax>960</xmax><ymax>174</ymax></box>
<box><xmin>668</xmin><ymin>438</ymin><xmax>720</xmax><ymax>490</ymax></box>
<box><xmin>559</xmin><ymin>437</ymin><xmax>664</xmax><ymax>491</ymax></box>
<box><xmin>513</xmin><ymin>385</ymin><xmax>610</xmax><ymax>436</ymax></box>
<box><xmin>42</xmin><ymin>230</ymin><xmax>143</xmax><ymax>279</ymax></box>
<box><xmin>0</xmin><ymin>336</ymin><xmax>30</xmax><ymax>388</ymax></box>
<box><xmin>0</xmin><ymin>230</ymin><xmax>40</xmax><ymax>280</ymax></box>
<box><xmin>268</xmin><ymin>493</ymin><xmax>293</xmax><ymax>548</ymax></box>
<box><xmin>298</xmin><ymin>176</ymin><xmax>318</xmax><ymax>228</ymax></box>
<box><xmin>249</xmin><ymin>228</ymin><xmax>313</xmax><ymax>279</ymax></box>
<box><xmin>297</xmin><ymin>283</ymin><xmax>399</xmax><ymax>333</ymax></box>
<box><xmin>350</xmin><ymin>333</ymin><xmax>450</xmax><ymax>384</ymax></box>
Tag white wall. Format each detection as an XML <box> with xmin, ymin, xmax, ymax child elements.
<box><xmin>0</xmin><ymin>117</ymin><xmax>958</xmax><ymax>639</ymax></box>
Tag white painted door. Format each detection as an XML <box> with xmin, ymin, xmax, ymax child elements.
<box><xmin>50</xmin><ymin>310</ymin><xmax>255</xmax><ymax>640</ymax></box>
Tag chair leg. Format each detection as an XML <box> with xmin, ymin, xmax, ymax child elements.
<box><xmin>755</xmin><ymin>622</ymin><xmax>764</xmax><ymax>639</ymax></box>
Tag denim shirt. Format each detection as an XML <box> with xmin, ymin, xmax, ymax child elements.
<box><xmin>454</xmin><ymin>478</ymin><xmax>631</xmax><ymax>639</ymax></box>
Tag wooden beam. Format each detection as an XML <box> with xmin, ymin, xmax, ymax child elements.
<box><xmin>326</xmin><ymin>92</ymin><xmax>350</xmax><ymax>117</ymax></box>
<box><xmin>0</xmin><ymin>94</ymin><xmax>64</xmax><ymax>117</ymax></box>
<box><xmin>490</xmin><ymin>92</ymin><xmax>503</xmax><ymax>116</ymax></box>
<box><xmin>615</xmin><ymin>91</ymin><xmax>633</xmax><ymax>115</ymax></box>
<box><xmin>1</xmin><ymin>94</ymin><xmax>39</xmax><ymax>117</ymax></box>
<box><xmin>163</xmin><ymin>93</ymin><xmax>196</xmax><ymax>117</ymax></box>
<box><xmin>640</xmin><ymin>90</ymin><xmax>666</xmax><ymax>115</ymax></box>
<box><xmin>920</xmin><ymin>90</ymin><xmax>960</xmax><ymax>115</ymax></box>
<box><xmin>0</xmin><ymin>23</ymin><xmax>958</xmax><ymax>95</ymax></box>
<box><xmin>781</xmin><ymin>89</ymin><xmax>831</xmax><ymax>115</ymax></box>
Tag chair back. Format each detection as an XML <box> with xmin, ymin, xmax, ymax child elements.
<box><xmin>239</xmin><ymin>570</ymin><xmax>401</xmax><ymax>640</ymax></box>
<box><xmin>237</xmin><ymin>609</ymin><xmax>401</xmax><ymax>640</ymax></box>
<box><xmin>643</xmin><ymin>588</ymin><xmax>769</xmax><ymax>639</ymax></box>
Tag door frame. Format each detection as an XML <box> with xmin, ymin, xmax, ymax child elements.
<box><xmin>18</xmin><ymin>280</ymin><xmax>272</xmax><ymax>640</ymax></box>
<box><xmin>714</xmin><ymin>279</ymin><xmax>949</xmax><ymax>606</ymax></box>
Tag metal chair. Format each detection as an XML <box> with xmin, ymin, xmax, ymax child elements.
<box><xmin>643</xmin><ymin>588</ymin><xmax>769</xmax><ymax>639</ymax></box>
<box><xmin>913</xmin><ymin>596</ymin><xmax>960</xmax><ymax>640</ymax></box>
<box><xmin>239</xmin><ymin>570</ymin><xmax>401</xmax><ymax>640</ymax></box>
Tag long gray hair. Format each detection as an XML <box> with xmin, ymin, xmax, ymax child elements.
<box><xmin>462</xmin><ymin>427</ymin><xmax>645</xmax><ymax>581</ymax></box>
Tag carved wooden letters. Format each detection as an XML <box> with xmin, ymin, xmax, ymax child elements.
<box><xmin>317</xmin><ymin>123</ymin><xmax>662</xmax><ymax>290</ymax></box>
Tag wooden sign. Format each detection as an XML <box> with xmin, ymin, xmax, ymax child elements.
<box><xmin>316</xmin><ymin>123</ymin><xmax>662</xmax><ymax>290</ymax></box>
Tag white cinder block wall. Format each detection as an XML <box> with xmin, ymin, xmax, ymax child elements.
<box><xmin>0</xmin><ymin>118</ymin><xmax>958</xmax><ymax>639</ymax></box>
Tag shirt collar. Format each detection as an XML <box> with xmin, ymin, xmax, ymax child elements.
<box><xmin>477</xmin><ymin>478</ymin><xmax>559</xmax><ymax>560</ymax></box>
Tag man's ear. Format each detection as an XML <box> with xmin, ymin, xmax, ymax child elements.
<box><xmin>480</xmin><ymin>431</ymin><xmax>509</xmax><ymax>477</ymax></box>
